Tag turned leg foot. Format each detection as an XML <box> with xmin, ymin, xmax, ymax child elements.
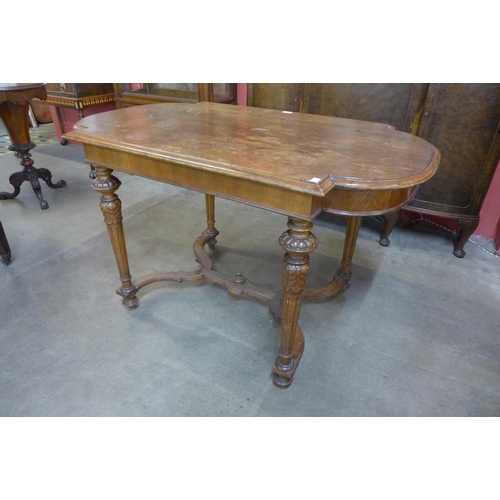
<box><xmin>120</xmin><ymin>284</ymin><xmax>140</xmax><ymax>310</ymax></box>
<box><xmin>379</xmin><ymin>209</ymin><xmax>401</xmax><ymax>247</ymax></box>
<box><xmin>454</xmin><ymin>218</ymin><xmax>479</xmax><ymax>258</ymax></box>
<box><xmin>273</xmin><ymin>366</ymin><xmax>295</xmax><ymax>388</ymax></box>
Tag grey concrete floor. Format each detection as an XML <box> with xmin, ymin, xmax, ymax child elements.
<box><xmin>1</xmin><ymin>130</ymin><xmax>499</xmax><ymax>416</ymax></box>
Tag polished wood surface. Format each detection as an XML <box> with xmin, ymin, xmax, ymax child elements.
<box><xmin>0</xmin><ymin>83</ymin><xmax>66</xmax><ymax>209</ymax></box>
<box><xmin>65</xmin><ymin>102</ymin><xmax>440</xmax><ymax>388</ymax></box>
<box><xmin>68</xmin><ymin>102</ymin><xmax>438</xmax><ymax>199</ymax></box>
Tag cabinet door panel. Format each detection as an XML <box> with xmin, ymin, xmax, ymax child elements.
<box><xmin>247</xmin><ymin>83</ymin><xmax>303</xmax><ymax>112</ymax></box>
<box><xmin>411</xmin><ymin>83</ymin><xmax>500</xmax><ymax>215</ymax></box>
<box><xmin>306</xmin><ymin>83</ymin><xmax>427</xmax><ymax>133</ymax></box>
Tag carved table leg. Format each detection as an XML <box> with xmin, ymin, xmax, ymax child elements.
<box><xmin>0</xmin><ymin>221</ymin><xmax>12</xmax><ymax>265</ymax></box>
<box><xmin>93</xmin><ymin>166</ymin><xmax>139</xmax><ymax>309</ymax></box>
<box><xmin>205</xmin><ymin>194</ymin><xmax>217</xmax><ymax>249</ymax></box>
<box><xmin>273</xmin><ymin>218</ymin><xmax>318</xmax><ymax>388</ymax></box>
<box><xmin>379</xmin><ymin>209</ymin><xmax>401</xmax><ymax>247</ymax></box>
<box><xmin>454</xmin><ymin>217</ymin><xmax>479</xmax><ymax>258</ymax></box>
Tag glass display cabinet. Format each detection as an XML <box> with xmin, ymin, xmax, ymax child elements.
<box><xmin>113</xmin><ymin>83</ymin><xmax>236</xmax><ymax>108</ymax></box>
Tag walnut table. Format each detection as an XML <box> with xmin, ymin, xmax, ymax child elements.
<box><xmin>65</xmin><ymin>102</ymin><xmax>440</xmax><ymax>388</ymax></box>
<box><xmin>0</xmin><ymin>83</ymin><xmax>66</xmax><ymax>209</ymax></box>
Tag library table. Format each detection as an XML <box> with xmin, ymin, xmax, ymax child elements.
<box><xmin>65</xmin><ymin>102</ymin><xmax>440</xmax><ymax>388</ymax></box>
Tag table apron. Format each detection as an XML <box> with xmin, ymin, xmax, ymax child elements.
<box><xmin>84</xmin><ymin>144</ymin><xmax>324</xmax><ymax>220</ymax></box>
<box><xmin>322</xmin><ymin>185</ymin><xmax>419</xmax><ymax>216</ymax></box>
<box><xmin>83</xmin><ymin>144</ymin><xmax>421</xmax><ymax>219</ymax></box>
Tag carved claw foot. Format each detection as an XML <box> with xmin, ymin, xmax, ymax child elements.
<box><xmin>0</xmin><ymin>172</ymin><xmax>23</xmax><ymax>200</ymax></box>
<box><xmin>38</xmin><ymin>168</ymin><xmax>67</xmax><ymax>189</ymax></box>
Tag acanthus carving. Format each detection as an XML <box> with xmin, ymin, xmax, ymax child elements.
<box><xmin>100</xmin><ymin>200</ymin><xmax>123</xmax><ymax>225</ymax></box>
<box><xmin>281</xmin><ymin>261</ymin><xmax>310</xmax><ymax>293</ymax></box>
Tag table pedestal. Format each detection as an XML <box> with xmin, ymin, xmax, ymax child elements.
<box><xmin>0</xmin><ymin>84</ymin><xmax>67</xmax><ymax>209</ymax></box>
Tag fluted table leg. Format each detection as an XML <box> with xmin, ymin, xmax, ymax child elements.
<box><xmin>273</xmin><ymin>218</ymin><xmax>318</xmax><ymax>388</ymax></box>
<box><xmin>92</xmin><ymin>166</ymin><xmax>138</xmax><ymax>309</ymax></box>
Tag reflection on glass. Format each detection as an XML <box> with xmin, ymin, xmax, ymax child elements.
<box><xmin>123</xmin><ymin>83</ymin><xmax>198</xmax><ymax>99</ymax></box>
<box><xmin>213</xmin><ymin>83</ymin><xmax>232</xmax><ymax>101</ymax></box>
<box><xmin>122</xmin><ymin>83</ymin><xmax>234</xmax><ymax>103</ymax></box>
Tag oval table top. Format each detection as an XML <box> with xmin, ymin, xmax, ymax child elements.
<box><xmin>67</xmin><ymin>101</ymin><xmax>440</xmax><ymax>196</ymax></box>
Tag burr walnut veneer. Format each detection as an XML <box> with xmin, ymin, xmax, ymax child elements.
<box><xmin>65</xmin><ymin>102</ymin><xmax>440</xmax><ymax>388</ymax></box>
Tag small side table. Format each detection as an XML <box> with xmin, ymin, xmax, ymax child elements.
<box><xmin>0</xmin><ymin>83</ymin><xmax>66</xmax><ymax>209</ymax></box>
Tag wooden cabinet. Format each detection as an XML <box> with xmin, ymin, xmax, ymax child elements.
<box><xmin>46</xmin><ymin>83</ymin><xmax>115</xmax><ymax>103</ymax></box>
<box><xmin>249</xmin><ymin>83</ymin><xmax>427</xmax><ymax>133</ymax></box>
<box><xmin>248</xmin><ymin>83</ymin><xmax>500</xmax><ymax>257</ymax></box>
<box><xmin>113</xmin><ymin>83</ymin><xmax>237</xmax><ymax>108</ymax></box>
<box><xmin>45</xmin><ymin>83</ymin><xmax>116</xmax><ymax>145</ymax></box>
